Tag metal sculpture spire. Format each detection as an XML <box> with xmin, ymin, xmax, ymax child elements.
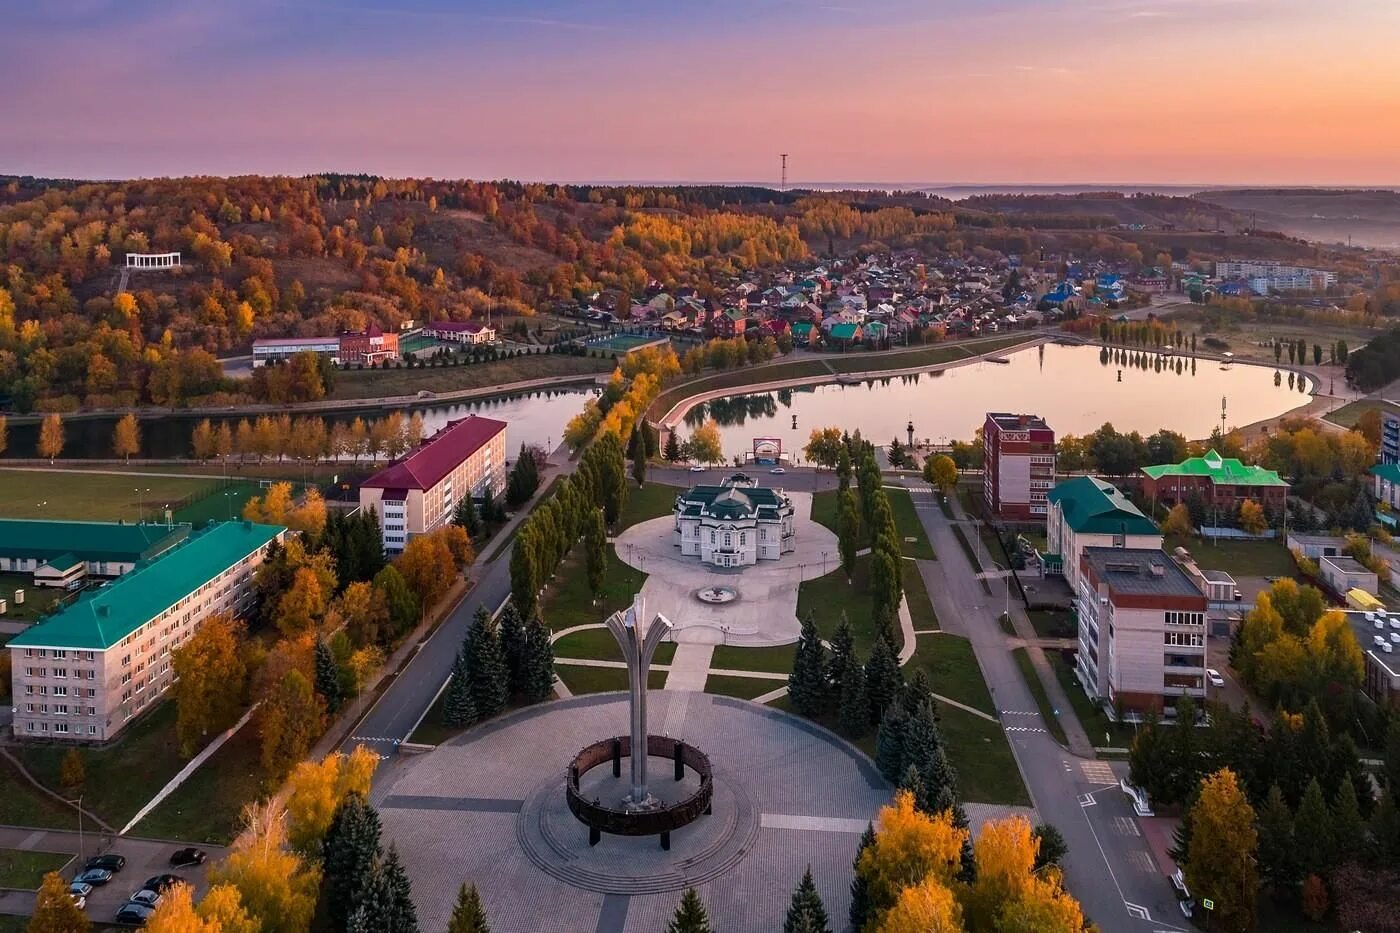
<box><xmin>604</xmin><ymin>594</ymin><xmax>673</xmax><ymax>807</ymax></box>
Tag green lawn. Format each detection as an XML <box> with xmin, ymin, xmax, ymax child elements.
<box><xmin>903</xmin><ymin>634</ymin><xmax>994</xmax><ymax>714</ymax></box>
<box><xmin>1047</xmin><ymin>651</ymin><xmax>1138</xmax><ymax>748</ymax></box>
<box><xmin>811</xmin><ymin>488</ymin><xmax>933</xmax><ymax>559</ymax></box>
<box><xmin>172</xmin><ymin>481</ymin><xmax>264</xmax><ymax>526</ymax></box>
<box><xmin>0</xmin><ymin>848</ymin><xmax>74</xmax><ymax>889</ymax></box>
<box><xmin>0</xmin><ymin>756</ymin><xmax>79</xmax><ymax>831</ymax></box>
<box><xmin>13</xmin><ymin>701</ymin><xmax>193</xmax><ymax>829</ymax></box>
<box><xmin>0</xmin><ymin>469</ymin><xmax>218</xmax><ymax>522</ymax></box>
<box><xmin>1163</xmin><ymin>534</ymin><xmax>1296</xmax><ymax>578</ymax></box>
<box><xmin>936</xmin><ymin>702</ymin><xmax>1032</xmax><ymax>807</ymax></box>
<box><xmin>796</xmin><ymin>556</ymin><xmax>894</xmax><ymax>657</ymax></box>
<box><xmin>1323</xmin><ymin>397</ymin><xmax>1395</xmax><ymax>429</ymax></box>
<box><xmin>1027</xmin><ymin>609</ymin><xmax>1076</xmax><ymax>639</ymax></box>
<box><xmin>330</xmin><ymin>352</ymin><xmax>612</xmax><ymax>400</ymax></box>
<box><xmin>617</xmin><ymin>482</ymin><xmax>683</xmax><ymax>532</ymax></box>
<box><xmin>133</xmin><ymin>718</ymin><xmax>267</xmax><ymax>845</ymax></box>
<box><xmin>0</xmin><ymin>916</ymin><xmax>32</xmax><ymax>933</ymax></box>
<box><xmin>539</xmin><ymin>546</ymin><xmax>647</xmax><ymax>632</ymax></box>
<box><xmin>0</xmin><ymin>574</ymin><xmax>65</xmax><ymax>622</ymax></box>
<box><xmin>552</xmin><ymin>627</ymin><xmax>676</xmax><ymax>665</ymax></box>
<box><xmin>557</xmin><ymin>664</ymin><xmax>666</xmax><ymax>694</ymax></box>
<box><xmin>884</xmin><ymin>487</ymin><xmax>935</xmax><ymax>560</ymax></box>
<box><xmin>704</xmin><ymin>674</ymin><xmax>780</xmax><ymax>700</ymax></box>
<box><xmin>902</xmin><ymin>561</ymin><xmax>938</xmax><ymax>631</ymax></box>
<box><xmin>709</xmin><ymin>644</ymin><xmax>797</xmax><ymax>675</ymax></box>
<box><xmin>1011</xmin><ymin>648</ymin><xmax>1069</xmax><ymax>746</ymax></box>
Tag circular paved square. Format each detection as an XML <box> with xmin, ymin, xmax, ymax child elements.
<box><xmin>373</xmin><ymin>692</ymin><xmax>890</xmax><ymax>933</ymax></box>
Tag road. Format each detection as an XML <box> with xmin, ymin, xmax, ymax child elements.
<box><xmin>905</xmin><ymin>483</ymin><xmax>1188</xmax><ymax>932</ymax></box>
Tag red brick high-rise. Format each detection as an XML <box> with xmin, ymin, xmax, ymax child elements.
<box><xmin>983</xmin><ymin>412</ymin><xmax>1055</xmax><ymax>520</ymax></box>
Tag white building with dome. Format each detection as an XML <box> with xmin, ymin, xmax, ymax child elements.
<box><xmin>673</xmin><ymin>474</ymin><xmax>796</xmax><ymax>568</ymax></box>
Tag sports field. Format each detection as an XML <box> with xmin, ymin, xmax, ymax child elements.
<box><xmin>0</xmin><ymin>468</ymin><xmax>264</xmax><ymax>525</ymax></box>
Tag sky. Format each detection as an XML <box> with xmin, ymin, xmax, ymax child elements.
<box><xmin>3</xmin><ymin>0</ymin><xmax>1399</xmax><ymax>186</ymax></box>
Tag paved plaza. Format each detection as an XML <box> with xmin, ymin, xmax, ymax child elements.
<box><xmin>612</xmin><ymin>491</ymin><xmax>840</xmax><ymax>646</ymax></box>
<box><xmin>373</xmin><ymin>692</ymin><xmax>890</xmax><ymax>933</ymax></box>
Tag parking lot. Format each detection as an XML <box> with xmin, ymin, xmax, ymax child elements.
<box><xmin>0</xmin><ymin>827</ymin><xmax>223</xmax><ymax>926</ymax></box>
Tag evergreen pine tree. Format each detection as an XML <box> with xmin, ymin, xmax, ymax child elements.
<box><xmin>521</xmin><ymin>615</ymin><xmax>556</xmax><ymax>703</ymax></box>
<box><xmin>828</xmin><ymin>615</ymin><xmax>857</xmax><ymax>688</ymax></box>
<box><xmin>628</xmin><ymin>424</ymin><xmax>648</xmax><ymax>487</ymax></box>
<box><xmin>864</xmin><ymin>631</ymin><xmax>903</xmax><ymax>725</ymax></box>
<box><xmin>664</xmin><ymin>431</ymin><xmax>681</xmax><ymax>462</ymax></box>
<box><xmin>1256</xmin><ymin>784</ymin><xmax>1298</xmax><ymax>892</ymax></box>
<box><xmin>874</xmin><ymin>699</ymin><xmax>909</xmax><ymax>783</ymax></box>
<box><xmin>454</xmin><ymin>497</ymin><xmax>482</xmax><ymax>538</ymax></box>
<box><xmin>584</xmin><ymin>508</ymin><xmax>607</xmax><ymax>599</ymax></box>
<box><xmin>666</xmin><ymin>887</ymin><xmax>713</xmax><ymax>933</ymax></box>
<box><xmin>354</xmin><ymin>856</ymin><xmax>397</xmax><ymax>932</ymax></box>
<box><xmin>498</xmin><ymin>604</ymin><xmax>527</xmax><ymax>694</ymax></box>
<box><xmin>443</xmin><ymin>650</ymin><xmax>477</xmax><ymax>728</ymax></box>
<box><xmin>321</xmin><ymin>792</ymin><xmax>383</xmax><ymax>930</ymax></box>
<box><xmin>898</xmin><ymin>762</ymin><xmax>925</xmax><ymax>805</ymax></box>
<box><xmin>448</xmin><ymin>883</ymin><xmax>491</xmax><ymax>933</ymax></box>
<box><xmin>837</xmin><ymin>660</ymin><xmax>868</xmax><ymax>738</ymax></box>
<box><xmin>1372</xmin><ymin>791</ymin><xmax>1400</xmax><ymax>862</ymax></box>
<box><xmin>848</xmin><ymin>823</ymin><xmax>875</xmax><ymax>932</ymax></box>
<box><xmin>347</xmin><ymin>905</ymin><xmax>374</xmax><ymax>933</ymax></box>
<box><xmin>921</xmin><ymin>745</ymin><xmax>960</xmax><ymax>815</ymax></box>
<box><xmin>1294</xmin><ymin>778</ymin><xmax>1335</xmax><ymax>879</ymax></box>
<box><xmin>380</xmin><ymin>844</ymin><xmax>419</xmax><ymax>933</ymax></box>
<box><xmin>314</xmin><ymin>638</ymin><xmax>344</xmax><ymax>713</ymax></box>
<box><xmin>783</xmin><ymin>865</ymin><xmax>833</xmax><ymax>933</ymax></box>
<box><xmin>464</xmin><ymin>609</ymin><xmax>510</xmax><ymax>718</ymax></box>
<box><xmin>1331</xmin><ymin>775</ymin><xmax>1365</xmax><ymax>858</ymax></box>
<box><xmin>787</xmin><ymin>613</ymin><xmax>829</xmax><ymax>717</ymax></box>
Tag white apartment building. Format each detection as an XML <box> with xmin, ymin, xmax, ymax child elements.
<box><xmin>8</xmin><ymin>521</ymin><xmax>285</xmax><ymax>743</ymax></box>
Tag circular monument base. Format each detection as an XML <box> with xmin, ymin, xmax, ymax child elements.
<box><xmin>517</xmin><ymin>764</ymin><xmax>759</xmax><ymax>895</ymax></box>
<box><xmin>695</xmin><ymin>585</ymin><xmax>738</xmax><ymax>605</ymax></box>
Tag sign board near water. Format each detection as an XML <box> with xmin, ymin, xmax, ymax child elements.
<box><xmin>752</xmin><ymin>437</ymin><xmax>782</xmax><ymax>465</ymax></box>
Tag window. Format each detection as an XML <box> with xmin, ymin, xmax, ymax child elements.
<box><xmin>52</xmin><ymin>668</ymin><xmax>66</xmax><ymax>679</ymax></box>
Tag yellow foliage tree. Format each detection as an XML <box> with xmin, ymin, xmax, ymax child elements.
<box><xmin>856</xmin><ymin>791</ymin><xmax>967</xmax><ymax>923</ymax></box>
<box><xmin>144</xmin><ymin>883</ymin><xmax>214</xmax><ymax>932</ymax></box>
<box><xmin>276</xmin><ymin>567</ymin><xmax>327</xmax><ymax>637</ymax></box>
<box><xmin>1185</xmin><ymin>769</ymin><xmax>1258</xmax><ymax>933</ymax></box>
<box><xmin>689</xmin><ymin>419</ymin><xmax>723</xmax><ymax>465</ymax></box>
<box><xmin>285</xmin><ymin>745</ymin><xmax>378</xmax><ymax>853</ymax></box>
<box><xmin>171</xmin><ymin>614</ymin><xmax>248</xmax><ymax>756</ymax></box>
<box><xmin>257</xmin><ymin>669</ymin><xmax>325</xmax><ymax>779</ymax></box>
<box><xmin>395</xmin><ymin>530</ymin><xmax>457</xmax><ymax>612</ymax></box>
<box><xmin>285</xmin><ymin>488</ymin><xmax>327</xmax><ymax>537</ymax></box>
<box><xmin>29</xmin><ymin>870</ymin><xmax>90</xmax><ymax>932</ymax></box>
<box><xmin>112</xmin><ymin>413</ymin><xmax>141</xmax><ymax>462</ymax></box>
<box><xmin>243</xmin><ymin>482</ymin><xmax>294</xmax><ymax>525</ymax></box>
<box><xmin>1238</xmin><ymin>499</ymin><xmax>1267</xmax><ymax>535</ymax></box>
<box><xmin>1160</xmin><ymin>502</ymin><xmax>1193</xmax><ymax>536</ymax></box>
<box><xmin>38</xmin><ymin>413</ymin><xmax>64</xmax><ymax>461</ymax></box>
<box><xmin>208</xmin><ymin>802</ymin><xmax>320</xmax><ymax>933</ymax></box>
<box><xmin>197</xmin><ymin>884</ymin><xmax>259</xmax><ymax>933</ymax></box>
<box><xmin>877</xmin><ymin>876</ymin><xmax>965</xmax><ymax>933</ymax></box>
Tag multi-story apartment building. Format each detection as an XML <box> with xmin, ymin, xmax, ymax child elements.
<box><xmin>8</xmin><ymin>521</ymin><xmax>285</xmax><ymax>743</ymax></box>
<box><xmin>1044</xmin><ymin>477</ymin><xmax>1162</xmax><ymax>593</ymax></box>
<box><xmin>359</xmin><ymin>415</ymin><xmax>508</xmax><ymax>554</ymax></box>
<box><xmin>1140</xmin><ymin>449</ymin><xmax>1288</xmax><ymax>515</ymax></box>
<box><xmin>1213</xmin><ymin>260</ymin><xmax>1337</xmax><ymax>293</ymax></box>
<box><xmin>1075</xmin><ymin>547</ymin><xmax>1208</xmax><ymax>717</ymax></box>
<box><xmin>983</xmin><ymin>413</ymin><xmax>1055</xmax><ymax>520</ymax></box>
<box><xmin>1374</xmin><ymin>402</ymin><xmax>1400</xmax><ymax>466</ymax></box>
<box><xmin>0</xmin><ymin>520</ymin><xmax>189</xmax><ymax>588</ymax></box>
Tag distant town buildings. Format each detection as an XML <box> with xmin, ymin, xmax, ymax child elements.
<box><xmin>359</xmin><ymin>415</ymin><xmax>508</xmax><ymax>554</ymax></box>
<box><xmin>983</xmin><ymin>413</ymin><xmax>1055</xmax><ymax>520</ymax></box>
<box><xmin>251</xmin><ymin>336</ymin><xmax>341</xmax><ymax>368</ymax></box>
<box><xmin>8</xmin><ymin>520</ymin><xmax>286</xmax><ymax>743</ymax></box>
<box><xmin>1140</xmin><ymin>449</ymin><xmax>1289</xmax><ymax>515</ymax></box>
<box><xmin>1212</xmin><ymin>260</ymin><xmax>1337</xmax><ymax>295</ymax></box>
<box><xmin>1044</xmin><ymin>477</ymin><xmax>1162</xmax><ymax>593</ymax></box>
<box><xmin>252</xmin><ymin>326</ymin><xmax>404</xmax><ymax>368</ymax></box>
<box><xmin>673</xmin><ymin>474</ymin><xmax>795</xmax><ymax>568</ymax></box>
<box><xmin>421</xmin><ymin>321</ymin><xmax>496</xmax><ymax>345</ymax></box>
<box><xmin>0</xmin><ymin>520</ymin><xmax>190</xmax><ymax>590</ymax></box>
<box><xmin>1378</xmin><ymin>403</ymin><xmax>1400</xmax><ymax>466</ymax></box>
<box><xmin>337</xmin><ymin>323</ymin><xmax>400</xmax><ymax>365</ymax></box>
<box><xmin>1075</xmin><ymin>546</ymin><xmax>1208</xmax><ymax>717</ymax></box>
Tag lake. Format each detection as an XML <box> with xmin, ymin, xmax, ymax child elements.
<box><xmin>0</xmin><ymin>386</ymin><xmax>596</xmax><ymax>461</ymax></box>
<box><xmin>679</xmin><ymin>343</ymin><xmax>1312</xmax><ymax>459</ymax></box>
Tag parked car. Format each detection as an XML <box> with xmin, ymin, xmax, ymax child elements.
<box><xmin>69</xmin><ymin>881</ymin><xmax>94</xmax><ymax>899</ymax></box>
<box><xmin>84</xmin><ymin>854</ymin><xmax>126</xmax><ymax>873</ymax></box>
<box><xmin>70</xmin><ymin>893</ymin><xmax>86</xmax><ymax>910</ymax></box>
<box><xmin>1207</xmin><ymin>668</ymin><xmax>1225</xmax><ymax>688</ymax></box>
<box><xmin>75</xmin><ymin>867</ymin><xmax>113</xmax><ymax>886</ymax></box>
<box><xmin>769</xmin><ymin>467</ymin><xmax>786</xmax><ymax>474</ymax></box>
<box><xmin>169</xmin><ymin>848</ymin><xmax>207</xmax><ymax>868</ymax></box>
<box><xmin>114</xmin><ymin>902</ymin><xmax>155</xmax><ymax>927</ymax></box>
<box><xmin>689</xmin><ymin>464</ymin><xmax>705</xmax><ymax>472</ymax></box>
<box><xmin>129</xmin><ymin>888</ymin><xmax>163</xmax><ymax>908</ymax></box>
<box><xmin>143</xmin><ymin>874</ymin><xmax>184</xmax><ymax>893</ymax></box>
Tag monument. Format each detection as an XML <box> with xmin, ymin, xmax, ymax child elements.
<box><xmin>565</xmin><ymin>594</ymin><xmax>714</xmax><ymax>849</ymax></box>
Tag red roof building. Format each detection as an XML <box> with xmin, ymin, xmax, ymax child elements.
<box><xmin>359</xmin><ymin>415</ymin><xmax>508</xmax><ymax>553</ymax></box>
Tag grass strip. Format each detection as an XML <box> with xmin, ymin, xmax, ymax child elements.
<box><xmin>1011</xmin><ymin>647</ymin><xmax>1069</xmax><ymax>746</ymax></box>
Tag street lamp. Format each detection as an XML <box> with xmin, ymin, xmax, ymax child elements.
<box><xmin>822</xmin><ymin>550</ymin><xmax>829</xmax><ymax>576</ymax></box>
<box><xmin>67</xmin><ymin>795</ymin><xmax>84</xmax><ymax>861</ymax></box>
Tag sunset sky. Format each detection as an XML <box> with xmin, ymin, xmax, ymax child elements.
<box><xmin>4</xmin><ymin>0</ymin><xmax>1399</xmax><ymax>186</ymax></box>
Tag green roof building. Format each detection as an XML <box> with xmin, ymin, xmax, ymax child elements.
<box><xmin>1140</xmin><ymin>449</ymin><xmax>1289</xmax><ymax>513</ymax></box>
<box><xmin>1046</xmin><ymin>476</ymin><xmax>1163</xmax><ymax>592</ymax></box>
<box><xmin>9</xmin><ymin>520</ymin><xmax>285</xmax><ymax>743</ymax></box>
<box><xmin>0</xmin><ymin>519</ymin><xmax>189</xmax><ymax>584</ymax></box>
<box><xmin>674</xmin><ymin>474</ymin><xmax>795</xmax><ymax>567</ymax></box>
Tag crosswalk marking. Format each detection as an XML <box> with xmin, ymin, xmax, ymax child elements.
<box><xmin>1005</xmin><ymin>725</ymin><xmax>1046</xmax><ymax>734</ymax></box>
<box><xmin>1113</xmin><ymin>816</ymin><xmax>1142</xmax><ymax>837</ymax></box>
<box><xmin>1081</xmin><ymin>761</ymin><xmax>1117</xmax><ymax>784</ymax></box>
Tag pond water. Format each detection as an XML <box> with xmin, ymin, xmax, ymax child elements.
<box><xmin>680</xmin><ymin>343</ymin><xmax>1312</xmax><ymax>459</ymax></box>
<box><xmin>1</xmin><ymin>386</ymin><xmax>595</xmax><ymax>460</ymax></box>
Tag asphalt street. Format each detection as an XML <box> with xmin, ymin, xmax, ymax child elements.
<box><xmin>906</xmin><ymin>483</ymin><xmax>1188</xmax><ymax>932</ymax></box>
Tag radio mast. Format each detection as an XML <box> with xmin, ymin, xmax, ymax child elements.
<box><xmin>780</xmin><ymin>153</ymin><xmax>788</xmax><ymax>192</ymax></box>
